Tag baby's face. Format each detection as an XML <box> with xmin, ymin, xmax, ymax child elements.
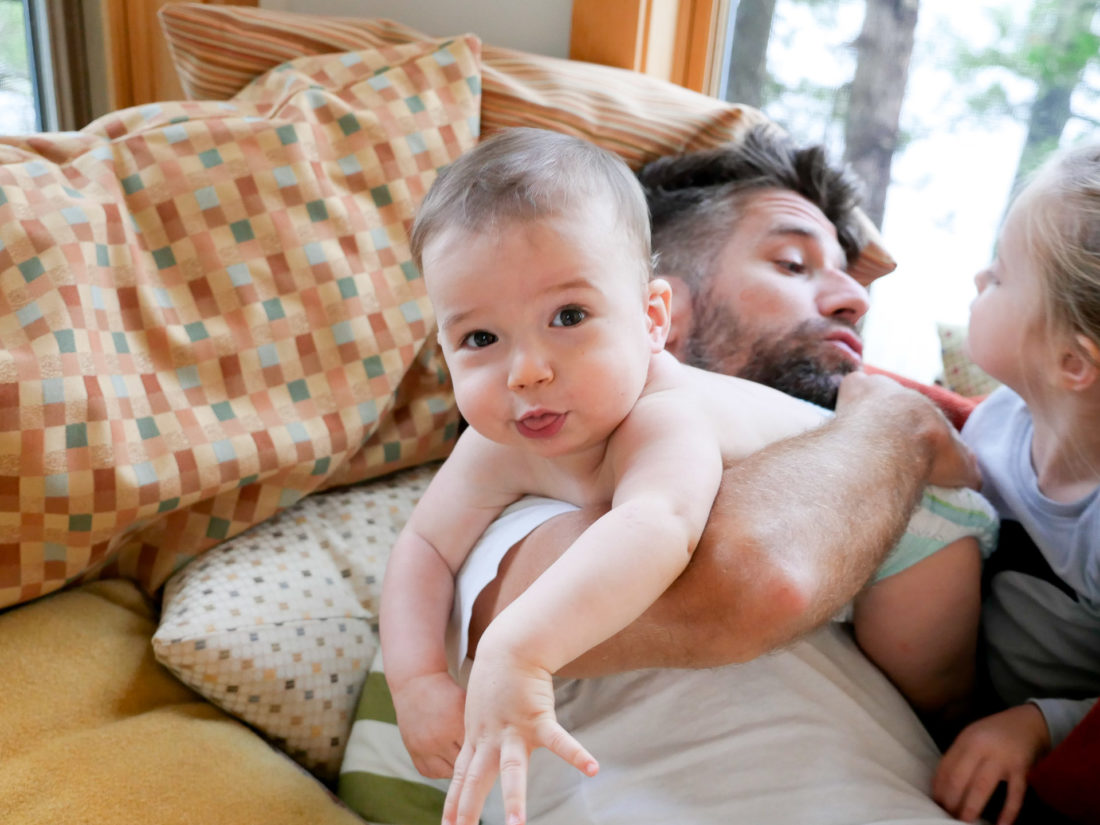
<box><xmin>424</xmin><ymin>206</ymin><xmax>661</xmax><ymax>458</ymax></box>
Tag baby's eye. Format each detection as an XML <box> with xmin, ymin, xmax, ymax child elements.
<box><xmin>462</xmin><ymin>330</ymin><xmax>497</xmax><ymax>348</ymax></box>
<box><xmin>551</xmin><ymin>307</ymin><xmax>586</xmax><ymax>327</ymax></box>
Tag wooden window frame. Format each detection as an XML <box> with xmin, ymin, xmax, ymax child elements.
<box><xmin>102</xmin><ymin>0</ymin><xmax>259</xmax><ymax>108</ymax></box>
<box><xmin>569</xmin><ymin>0</ymin><xmax>728</xmax><ymax>95</ymax></box>
<box><xmin>98</xmin><ymin>0</ymin><xmax>717</xmax><ymax>107</ymax></box>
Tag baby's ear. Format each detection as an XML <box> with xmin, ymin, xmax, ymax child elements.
<box><xmin>660</xmin><ymin>275</ymin><xmax>694</xmax><ymax>358</ymax></box>
<box><xmin>645</xmin><ymin>278</ymin><xmax>673</xmax><ymax>352</ymax></box>
<box><xmin>1058</xmin><ymin>333</ymin><xmax>1100</xmax><ymax>391</ymax></box>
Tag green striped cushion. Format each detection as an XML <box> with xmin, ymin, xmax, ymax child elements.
<box><xmin>338</xmin><ymin>651</ymin><xmax>453</xmax><ymax>825</ymax></box>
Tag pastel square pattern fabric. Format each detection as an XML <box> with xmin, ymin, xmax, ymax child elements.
<box><xmin>158</xmin><ymin>2</ymin><xmax>896</xmax><ymax>285</ymax></box>
<box><xmin>153</xmin><ymin>463</ymin><xmax>437</xmax><ymax>781</ymax></box>
<box><xmin>0</xmin><ymin>38</ymin><xmax>478</xmax><ymax>610</ymax></box>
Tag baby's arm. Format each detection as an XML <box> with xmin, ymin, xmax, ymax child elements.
<box><xmin>853</xmin><ymin>536</ymin><xmax>982</xmax><ymax>738</ymax></box>
<box><xmin>380</xmin><ymin>432</ymin><xmax>520</xmax><ymax>779</ymax></box>
<box><xmin>444</xmin><ymin>391</ymin><xmax>723</xmax><ymax>825</ymax></box>
<box><xmin>851</xmin><ymin>485</ymin><xmax>998</xmax><ymax>739</ymax></box>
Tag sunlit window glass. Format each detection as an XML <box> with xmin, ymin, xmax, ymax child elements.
<box><xmin>721</xmin><ymin>0</ymin><xmax>1100</xmax><ymax>384</ymax></box>
<box><xmin>0</xmin><ymin>0</ymin><xmax>37</xmax><ymax>132</ymax></box>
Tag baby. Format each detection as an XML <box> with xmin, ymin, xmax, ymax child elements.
<box><xmin>380</xmin><ymin>127</ymin><xmax>808</xmax><ymax>825</ymax></box>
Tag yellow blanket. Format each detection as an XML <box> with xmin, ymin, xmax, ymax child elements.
<box><xmin>0</xmin><ymin>580</ymin><xmax>362</xmax><ymax>825</ymax></box>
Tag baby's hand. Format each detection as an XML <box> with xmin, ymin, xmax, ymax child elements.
<box><xmin>933</xmin><ymin>704</ymin><xmax>1051</xmax><ymax>825</ymax></box>
<box><xmin>442</xmin><ymin>652</ymin><xmax>598</xmax><ymax>825</ymax></box>
<box><xmin>391</xmin><ymin>672</ymin><xmax>466</xmax><ymax>779</ymax></box>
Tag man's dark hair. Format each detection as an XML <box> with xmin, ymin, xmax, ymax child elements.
<box><xmin>637</xmin><ymin>125</ymin><xmax>866</xmax><ymax>294</ymax></box>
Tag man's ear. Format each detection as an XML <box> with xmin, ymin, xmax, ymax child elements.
<box><xmin>1058</xmin><ymin>333</ymin><xmax>1100</xmax><ymax>391</ymax></box>
<box><xmin>660</xmin><ymin>276</ymin><xmax>693</xmax><ymax>359</ymax></box>
<box><xmin>645</xmin><ymin>278</ymin><xmax>673</xmax><ymax>352</ymax></box>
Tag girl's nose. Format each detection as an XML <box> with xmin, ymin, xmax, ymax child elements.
<box><xmin>974</xmin><ymin>268</ymin><xmax>991</xmax><ymax>293</ymax></box>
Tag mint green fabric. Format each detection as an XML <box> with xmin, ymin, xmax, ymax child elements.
<box><xmin>873</xmin><ymin>485</ymin><xmax>998</xmax><ymax>583</ymax></box>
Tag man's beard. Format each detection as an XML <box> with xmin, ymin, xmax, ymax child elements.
<box><xmin>682</xmin><ymin>297</ymin><xmax>859</xmax><ymax>410</ymax></box>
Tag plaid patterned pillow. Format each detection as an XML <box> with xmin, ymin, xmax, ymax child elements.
<box><xmin>158</xmin><ymin>2</ymin><xmax>896</xmax><ymax>285</ymax></box>
<box><xmin>0</xmin><ymin>36</ymin><xmax>479</xmax><ymax>610</ymax></box>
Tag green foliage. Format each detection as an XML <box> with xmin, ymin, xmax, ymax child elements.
<box><xmin>949</xmin><ymin>0</ymin><xmax>1099</xmax><ymax>123</ymax></box>
<box><xmin>963</xmin><ymin>80</ymin><xmax>1020</xmax><ymax>120</ymax></box>
<box><xmin>755</xmin><ymin>0</ymin><xmax>857</xmax><ymax>147</ymax></box>
<box><xmin>763</xmin><ymin>75</ymin><xmax>850</xmax><ymax>152</ymax></box>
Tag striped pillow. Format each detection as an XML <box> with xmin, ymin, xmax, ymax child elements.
<box><xmin>158</xmin><ymin>3</ymin><xmax>895</xmax><ymax>284</ymax></box>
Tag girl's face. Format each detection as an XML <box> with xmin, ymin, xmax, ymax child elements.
<box><xmin>967</xmin><ymin>197</ymin><xmax>1050</xmax><ymax>393</ymax></box>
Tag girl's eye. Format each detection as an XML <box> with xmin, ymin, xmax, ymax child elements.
<box><xmin>462</xmin><ymin>330</ymin><xmax>497</xmax><ymax>348</ymax></box>
<box><xmin>777</xmin><ymin>260</ymin><xmax>806</xmax><ymax>275</ymax></box>
<box><xmin>551</xmin><ymin>307</ymin><xmax>586</xmax><ymax>327</ymax></box>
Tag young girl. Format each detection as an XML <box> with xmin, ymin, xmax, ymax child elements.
<box><xmin>933</xmin><ymin>140</ymin><xmax>1100</xmax><ymax>825</ymax></box>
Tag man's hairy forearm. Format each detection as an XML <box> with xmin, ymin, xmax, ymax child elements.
<box><xmin>468</xmin><ymin>375</ymin><xmax>976</xmax><ymax>676</ymax></box>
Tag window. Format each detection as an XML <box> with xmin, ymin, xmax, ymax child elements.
<box><xmin>0</xmin><ymin>0</ymin><xmax>36</xmax><ymax>131</ymax></box>
<box><xmin>571</xmin><ymin>0</ymin><xmax>1100</xmax><ymax>384</ymax></box>
<box><xmin>1</xmin><ymin>0</ymin><xmax>103</xmax><ymax>133</ymax></box>
<box><xmin>718</xmin><ymin>0</ymin><xmax>1100</xmax><ymax>383</ymax></box>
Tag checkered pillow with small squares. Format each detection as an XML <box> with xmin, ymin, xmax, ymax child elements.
<box><xmin>0</xmin><ymin>37</ymin><xmax>479</xmax><ymax>610</ymax></box>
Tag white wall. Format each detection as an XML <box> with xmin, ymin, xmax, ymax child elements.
<box><xmin>260</xmin><ymin>0</ymin><xmax>574</xmax><ymax>58</ymax></box>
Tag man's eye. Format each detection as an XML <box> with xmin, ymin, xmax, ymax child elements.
<box><xmin>777</xmin><ymin>260</ymin><xmax>806</xmax><ymax>275</ymax></box>
<box><xmin>551</xmin><ymin>307</ymin><xmax>586</xmax><ymax>327</ymax></box>
<box><xmin>462</xmin><ymin>330</ymin><xmax>497</xmax><ymax>348</ymax></box>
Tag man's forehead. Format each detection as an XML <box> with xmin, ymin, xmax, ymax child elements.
<box><xmin>730</xmin><ymin>189</ymin><xmax>846</xmax><ymax>265</ymax></box>
<box><xmin>739</xmin><ymin>189</ymin><xmax>838</xmax><ymax>239</ymax></box>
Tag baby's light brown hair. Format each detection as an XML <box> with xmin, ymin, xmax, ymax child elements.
<box><xmin>410</xmin><ymin>127</ymin><xmax>653</xmax><ymax>287</ymax></box>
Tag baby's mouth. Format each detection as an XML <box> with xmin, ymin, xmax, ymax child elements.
<box><xmin>516</xmin><ymin>411</ymin><xmax>566</xmax><ymax>439</ymax></box>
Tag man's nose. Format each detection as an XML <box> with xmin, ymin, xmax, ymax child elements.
<box><xmin>507</xmin><ymin>346</ymin><xmax>553</xmax><ymax>391</ymax></box>
<box><xmin>818</xmin><ymin>267</ymin><xmax>870</xmax><ymax>323</ymax></box>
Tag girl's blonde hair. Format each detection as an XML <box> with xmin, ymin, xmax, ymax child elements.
<box><xmin>1017</xmin><ymin>139</ymin><xmax>1100</xmax><ymax>365</ymax></box>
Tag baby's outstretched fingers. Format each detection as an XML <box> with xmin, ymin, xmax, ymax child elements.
<box><xmin>442</xmin><ymin>742</ymin><xmax>499</xmax><ymax>825</ymax></box>
<box><xmin>538</xmin><ymin>719</ymin><xmax>598</xmax><ymax>777</ymax></box>
<box><xmin>499</xmin><ymin>732</ymin><xmax>530</xmax><ymax>825</ymax></box>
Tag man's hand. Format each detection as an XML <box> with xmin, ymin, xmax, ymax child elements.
<box><xmin>390</xmin><ymin>671</ymin><xmax>466</xmax><ymax>779</ymax></box>
<box><xmin>443</xmin><ymin>649</ymin><xmax>598</xmax><ymax>825</ymax></box>
<box><xmin>840</xmin><ymin>372</ymin><xmax>980</xmax><ymax>490</ymax></box>
<box><xmin>933</xmin><ymin>704</ymin><xmax>1052</xmax><ymax>825</ymax></box>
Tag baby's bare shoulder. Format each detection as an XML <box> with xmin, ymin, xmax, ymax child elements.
<box><xmin>649</xmin><ymin>361</ymin><xmax>827</xmax><ymax>459</ymax></box>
